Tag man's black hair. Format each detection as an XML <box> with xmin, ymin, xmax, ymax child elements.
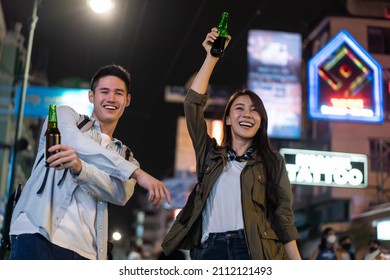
<box><xmin>90</xmin><ymin>64</ymin><xmax>131</xmax><ymax>94</ymax></box>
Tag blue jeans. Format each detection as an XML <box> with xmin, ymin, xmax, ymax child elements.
<box><xmin>190</xmin><ymin>229</ymin><xmax>250</xmax><ymax>260</ymax></box>
<box><xmin>9</xmin><ymin>233</ymin><xmax>89</xmax><ymax>260</ymax></box>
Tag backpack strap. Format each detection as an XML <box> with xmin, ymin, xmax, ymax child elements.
<box><xmin>122</xmin><ymin>145</ymin><xmax>132</xmax><ymax>161</ymax></box>
<box><xmin>77</xmin><ymin>114</ymin><xmax>133</xmax><ymax>162</ymax></box>
<box><xmin>77</xmin><ymin>114</ymin><xmax>94</xmax><ymax>132</ymax></box>
<box><xmin>0</xmin><ymin>184</ymin><xmax>22</xmax><ymax>258</ymax></box>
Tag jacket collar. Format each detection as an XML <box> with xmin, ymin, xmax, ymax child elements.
<box><xmin>227</xmin><ymin>145</ymin><xmax>255</xmax><ymax>162</ymax></box>
<box><xmin>212</xmin><ymin>145</ymin><xmax>263</xmax><ymax>163</ymax></box>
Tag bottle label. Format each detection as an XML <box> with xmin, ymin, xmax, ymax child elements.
<box><xmin>210</xmin><ymin>36</ymin><xmax>227</xmax><ymax>57</ymax></box>
<box><xmin>45</xmin><ymin>133</ymin><xmax>61</xmax><ymax>166</ymax></box>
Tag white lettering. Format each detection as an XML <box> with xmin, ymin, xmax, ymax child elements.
<box><xmin>296</xmin><ymin>166</ymin><xmax>313</xmax><ymax>183</ymax></box>
<box><xmin>290</xmin><ymin>166</ymin><xmax>364</xmax><ymax>186</ymax></box>
<box><xmin>348</xmin><ymin>169</ymin><xmax>363</xmax><ymax>186</ymax></box>
<box><xmin>280</xmin><ymin>149</ymin><xmax>367</xmax><ymax>188</ymax></box>
<box><xmin>284</xmin><ymin>152</ymin><xmax>365</xmax><ymax>187</ymax></box>
<box><xmin>333</xmin><ymin>169</ymin><xmax>349</xmax><ymax>185</ymax></box>
<box><xmin>320</xmin><ymin>105</ymin><xmax>374</xmax><ymax>117</ymax></box>
<box><xmin>285</xmin><ymin>164</ymin><xmax>299</xmax><ymax>182</ymax></box>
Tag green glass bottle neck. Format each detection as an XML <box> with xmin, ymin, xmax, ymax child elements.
<box><xmin>48</xmin><ymin>105</ymin><xmax>58</xmax><ymax>128</ymax></box>
<box><xmin>217</xmin><ymin>13</ymin><xmax>229</xmax><ymax>37</ymax></box>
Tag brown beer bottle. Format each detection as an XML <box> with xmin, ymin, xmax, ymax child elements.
<box><xmin>45</xmin><ymin>104</ymin><xmax>61</xmax><ymax>166</ymax></box>
<box><xmin>210</xmin><ymin>12</ymin><xmax>229</xmax><ymax>57</ymax></box>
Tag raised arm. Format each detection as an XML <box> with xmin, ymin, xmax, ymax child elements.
<box><xmin>184</xmin><ymin>29</ymin><xmax>232</xmax><ymax>166</ymax></box>
<box><xmin>190</xmin><ymin>28</ymin><xmax>231</xmax><ymax>95</ymax></box>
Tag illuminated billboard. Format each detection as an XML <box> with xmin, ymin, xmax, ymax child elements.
<box><xmin>376</xmin><ymin>219</ymin><xmax>390</xmax><ymax>240</ymax></box>
<box><xmin>247</xmin><ymin>30</ymin><xmax>302</xmax><ymax>139</ymax></box>
<box><xmin>280</xmin><ymin>148</ymin><xmax>368</xmax><ymax>188</ymax></box>
<box><xmin>14</xmin><ymin>85</ymin><xmax>93</xmax><ymax>118</ymax></box>
<box><xmin>308</xmin><ymin>30</ymin><xmax>384</xmax><ymax>123</ymax></box>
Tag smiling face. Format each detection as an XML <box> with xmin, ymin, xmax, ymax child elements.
<box><xmin>225</xmin><ymin>94</ymin><xmax>261</xmax><ymax>145</ymax></box>
<box><xmin>88</xmin><ymin>75</ymin><xmax>131</xmax><ymax>128</ymax></box>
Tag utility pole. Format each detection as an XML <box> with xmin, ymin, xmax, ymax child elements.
<box><xmin>5</xmin><ymin>0</ymin><xmax>39</xmax><ymax>204</ymax></box>
<box><xmin>1</xmin><ymin>0</ymin><xmax>40</xmax><ymax>260</ymax></box>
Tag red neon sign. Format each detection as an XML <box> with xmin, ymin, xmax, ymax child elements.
<box><xmin>330</xmin><ymin>98</ymin><xmax>364</xmax><ymax>109</ymax></box>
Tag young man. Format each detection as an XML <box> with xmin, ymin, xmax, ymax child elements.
<box><xmin>9</xmin><ymin>64</ymin><xmax>171</xmax><ymax>260</ymax></box>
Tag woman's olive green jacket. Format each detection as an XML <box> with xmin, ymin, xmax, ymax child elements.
<box><xmin>162</xmin><ymin>90</ymin><xmax>300</xmax><ymax>259</ymax></box>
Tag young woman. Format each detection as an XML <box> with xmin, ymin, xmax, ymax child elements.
<box><xmin>310</xmin><ymin>227</ymin><xmax>338</xmax><ymax>260</ymax></box>
<box><xmin>162</xmin><ymin>28</ymin><xmax>301</xmax><ymax>260</ymax></box>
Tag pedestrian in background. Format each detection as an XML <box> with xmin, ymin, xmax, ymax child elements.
<box><xmin>364</xmin><ymin>239</ymin><xmax>388</xmax><ymax>260</ymax></box>
<box><xmin>310</xmin><ymin>227</ymin><xmax>338</xmax><ymax>260</ymax></box>
<box><xmin>337</xmin><ymin>234</ymin><xmax>355</xmax><ymax>260</ymax></box>
<box><xmin>127</xmin><ymin>243</ymin><xmax>143</xmax><ymax>260</ymax></box>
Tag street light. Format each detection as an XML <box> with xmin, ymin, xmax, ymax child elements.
<box><xmin>88</xmin><ymin>0</ymin><xmax>115</xmax><ymax>14</ymax></box>
<box><xmin>112</xmin><ymin>231</ymin><xmax>122</xmax><ymax>241</ymax></box>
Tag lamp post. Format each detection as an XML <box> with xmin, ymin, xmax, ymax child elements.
<box><xmin>5</xmin><ymin>0</ymin><xmax>39</xmax><ymax>203</ymax></box>
<box><xmin>0</xmin><ymin>0</ymin><xmax>40</xmax><ymax>260</ymax></box>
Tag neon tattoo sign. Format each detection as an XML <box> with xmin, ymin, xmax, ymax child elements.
<box><xmin>280</xmin><ymin>148</ymin><xmax>368</xmax><ymax>188</ymax></box>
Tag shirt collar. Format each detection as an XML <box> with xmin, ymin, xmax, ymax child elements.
<box><xmin>90</xmin><ymin>116</ymin><xmax>124</xmax><ymax>149</ymax></box>
<box><xmin>227</xmin><ymin>146</ymin><xmax>255</xmax><ymax>162</ymax></box>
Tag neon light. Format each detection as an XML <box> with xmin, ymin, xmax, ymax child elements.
<box><xmin>318</xmin><ymin>69</ymin><xmax>341</xmax><ymax>90</ymax></box>
<box><xmin>330</xmin><ymin>98</ymin><xmax>364</xmax><ymax>109</ymax></box>
<box><xmin>349</xmin><ymin>73</ymin><xmax>371</xmax><ymax>97</ymax></box>
<box><xmin>322</xmin><ymin>47</ymin><xmax>346</xmax><ymax>70</ymax></box>
<box><xmin>339</xmin><ymin>64</ymin><xmax>351</xmax><ymax>78</ymax></box>
<box><xmin>320</xmin><ymin>105</ymin><xmax>374</xmax><ymax>117</ymax></box>
<box><xmin>308</xmin><ymin>30</ymin><xmax>384</xmax><ymax>123</ymax></box>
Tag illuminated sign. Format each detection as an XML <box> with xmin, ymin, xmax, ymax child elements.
<box><xmin>280</xmin><ymin>148</ymin><xmax>368</xmax><ymax>188</ymax></box>
<box><xmin>308</xmin><ymin>30</ymin><xmax>384</xmax><ymax>123</ymax></box>
<box><xmin>14</xmin><ymin>85</ymin><xmax>93</xmax><ymax>118</ymax></box>
<box><xmin>376</xmin><ymin>219</ymin><xmax>390</xmax><ymax>240</ymax></box>
<box><xmin>247</xmin><ymin>30</ymin><xmax>302</xmax><ymax>139</ymax></box>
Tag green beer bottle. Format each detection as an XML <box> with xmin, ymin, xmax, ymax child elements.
<box><xmin>210</xmin><ymin>11</ymin><xmax>229</xmax><ymax>57</ymax></box>
<box><xmin>45</xmin><ymin>104</ymin><xmax>61</xmax><ymax>166</ymax></box>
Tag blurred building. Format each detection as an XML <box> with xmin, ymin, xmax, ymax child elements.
<box><xmin>296</xmin><ymin>11</ymin><xmax>390</xmax><ymax>258</ymax></box>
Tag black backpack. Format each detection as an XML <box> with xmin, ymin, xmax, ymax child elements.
<box><xmin>0</xmin><ymin>184</ymin><xmax>22</xmax><ymax>259</ymax></box>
